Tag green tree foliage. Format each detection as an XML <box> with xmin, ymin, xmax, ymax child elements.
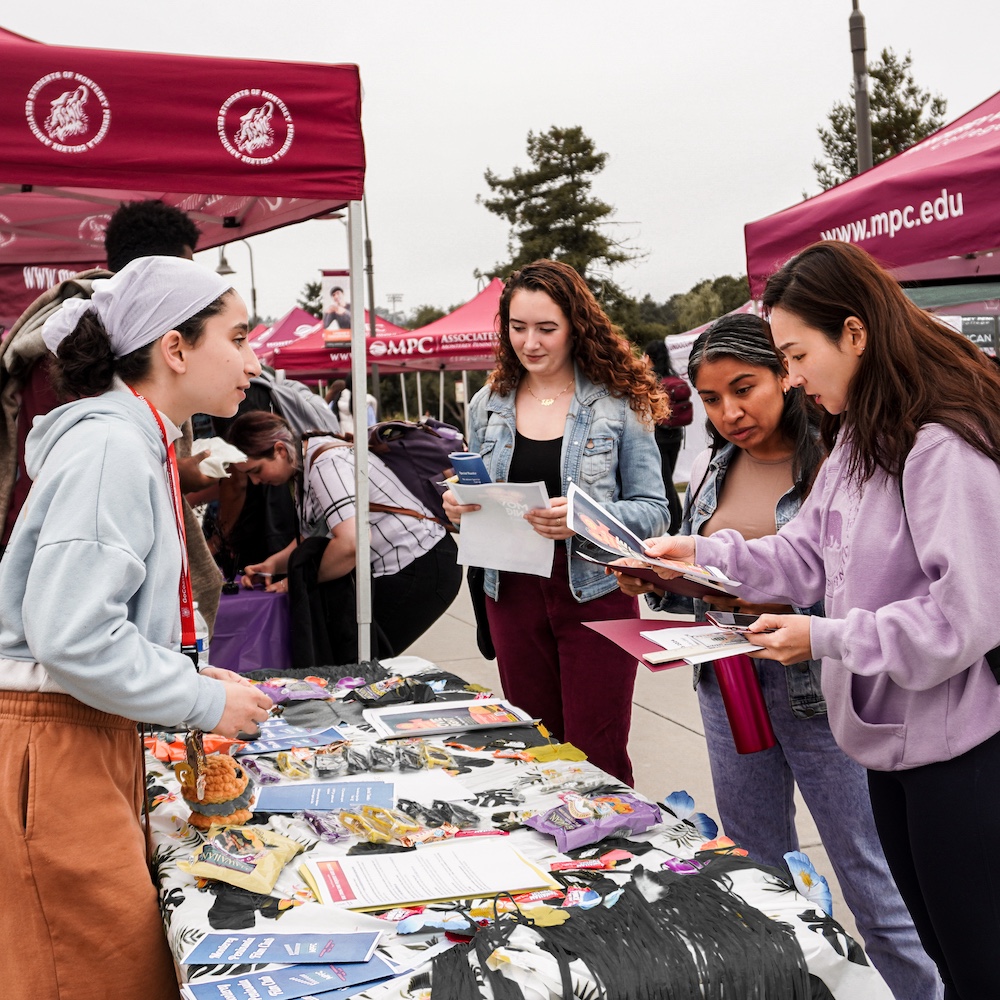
<box><xmin>297</xmin><ymin>280</ymin><xmax>322</xmax><ymax>319</ymax></box>
<box><xmin>477</xmin><ymin>125</ymin><xmax>640</xmax><ymax>314</ymax></box>
<box><xmin>642</xmin><ymin>275</ymin><xmax>750</xmax><ymax>336</ymax></box>
<box><xmin>404</xmin><ymin>304</ymin><xmax>448</xmax><ymax>330</ymax></box>
<box><xmin>813</xmin><ymin>48</ymin><xmax>947</xmax><ymax>191</ymax></box>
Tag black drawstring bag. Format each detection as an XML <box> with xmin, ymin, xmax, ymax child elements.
<box><xmin>466</xmin><ymin>565</ymin><xmax>496</xmax><ymax>660</ymax></box>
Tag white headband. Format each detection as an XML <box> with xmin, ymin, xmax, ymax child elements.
<box><xmin>42</xmin><ymin>256</ymin><xmax>233</xmax><ymax>358</ymax></box>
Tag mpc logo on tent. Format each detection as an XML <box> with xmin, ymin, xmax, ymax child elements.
<box><xmin>25</xmin><ymin>72</ymin><xmax>111</xmax><ymax>153</ymax></box>
<box><xmin>218</xmin><ymin>89</ymin><xmax>294</xmax><ymax>166</ymax></box>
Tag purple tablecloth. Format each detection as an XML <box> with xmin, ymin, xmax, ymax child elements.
<box><xmin>211</xmin><ymin>590</ymin><xmax>292</xmax><ymax>673</ymax></box>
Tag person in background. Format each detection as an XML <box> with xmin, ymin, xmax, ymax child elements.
<box><xmin>337</xmin><ymin>373</ymin><xmax>377</xmax><ymax>437</ymax></box>
<box><xmin>230</xmin><ymin>411</ymin><xmax>461</xmax><ymax>665</ymax></box>
<box><xmin>443</xmin><ymin>260</ymin><xmax>670</xmax><ymax>785</ymax></box>
<box><xmin>0</xmin><ymin>200</ymin><xmax>224</xmax><ymax>631</ymax></box>
<box><xmin>643</xmin><ymin>240</ymin><xmax>1000</xmax><ymax>1000</ymax></box>
<box><xmin>644</xmin><ymin>338</ymin><xmax>691</xmax><ymax>532</ymax></box>
<box><xmin>617</xmin><ymin>314</ymin><xmax>941</xmax><ymax>1000</ymax></box>
<box><xmin>322</xmin><ymin>286</ymin><xmax>351</xmax><ymax>329</ymax></box>
<box><xmin>0</xmin><ymin>256</ymin><xmax>273</xmax><ymax>999</ymax></box>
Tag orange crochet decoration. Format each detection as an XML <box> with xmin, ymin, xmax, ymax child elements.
<box><xmin>177</xmin><ymin>752</ymin><xmax>254</xmax><ymax>830</ymax></box>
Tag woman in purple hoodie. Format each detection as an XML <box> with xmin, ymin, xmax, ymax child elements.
<box><xmin>644</xmin><ymin>240</ymin><xmax>1000</xmax><ymax>1000</ymax></box>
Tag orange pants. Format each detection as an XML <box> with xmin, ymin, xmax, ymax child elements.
<box><xmin>0</xmin><ymin>691</ymin><xmax>179</xmax><ymax>1000</ymax></box>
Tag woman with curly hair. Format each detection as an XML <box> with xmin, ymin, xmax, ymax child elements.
<box><xmin>443</xmin><ymin>259</ymin><xmax>670</xmax><ymax>783</ymax></box>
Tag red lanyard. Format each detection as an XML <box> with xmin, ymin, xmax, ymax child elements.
<box><xmin>127</xmin><ymin>385</ymin><xmax>199</xmax><ymax>668</ymax></box>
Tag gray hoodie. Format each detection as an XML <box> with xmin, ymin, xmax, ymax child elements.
<box><xmin>0</xmin><ymin>388</ymin><xmax>225</xmax><ymax>730</ymax></box>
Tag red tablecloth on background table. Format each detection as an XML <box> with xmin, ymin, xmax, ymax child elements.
<box><xmin>211</xmin><ymin>589</ymin><xmax>292</xmax><ymax>673</ymax></box>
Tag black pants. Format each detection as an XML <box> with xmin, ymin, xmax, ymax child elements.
<box><xmin>373</xmin><ymin>532</ymin><xmax>461</xmax><ymax>655</ymax></box>
<box><xmin>653</xmin><ymin>425</ymin><xmax>683</xmax><ymax>533</ymax></box>
<box><xmin>868</xmin><ymin>730</ymin><xmax>1000</xmax><ymax>1000</ymax></box>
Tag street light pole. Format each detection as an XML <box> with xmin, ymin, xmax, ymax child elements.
<box><xmin>216</xmin><ymin>240</ymin><xmax>259</xmax><ymax>326</ymax></box>
<box><xmin>850</xmin><ymin>0</ymin><xmax>874</xmax><ymax>173</ymax></box>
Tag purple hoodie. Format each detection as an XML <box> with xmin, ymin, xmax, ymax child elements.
<box><xmin>696</xmin><ymin>423</ymin><xmax>1000</xmax><ymax>771</ymax></box>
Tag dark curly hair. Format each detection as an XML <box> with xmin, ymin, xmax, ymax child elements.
<box><xmin>104</xmin><ymin>200</ymin><xmax>201</xmax><ymax>272</ymax></box>
<box><xmin>490</xmin><ymin>260</ymin><xmax>668</xmax><ymax>427</ymax></box>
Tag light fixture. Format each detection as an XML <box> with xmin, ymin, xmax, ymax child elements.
<box><xmin>215</xmin><ymin>248</ymin><xmax>235</xmax><ymax>276</ymax></box>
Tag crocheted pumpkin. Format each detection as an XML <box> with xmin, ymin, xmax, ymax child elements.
<box><xmin>177</xmin><ymin>753</ymin><xmax>255</xmax><ymax>830</ymax></box>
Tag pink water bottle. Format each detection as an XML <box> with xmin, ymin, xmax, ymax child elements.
<box><xmin>713</xmin><ymin>654</ymin><xmax>775</xmax><ymax>754</ymax></box>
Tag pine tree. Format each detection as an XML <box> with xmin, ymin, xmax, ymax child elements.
<box><xmin>477</xmin><ymin>126</ymin><xmax>639</xmax><ymax>309</ymax></box>
<box><xmin>813</xmin><ymin>48</ymin><xmax>947</xmax><ymax>191</ymax></box>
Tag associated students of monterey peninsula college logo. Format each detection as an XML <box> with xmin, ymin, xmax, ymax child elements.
<box><xmin>26</xmin><ymin>71</ymin><xmax>111</xmax><ymax>153</ymax></box>
<box><xmin>218</xmin><ymin>89</ymin><xmax>295</xmax><ymax>166</ymax></box>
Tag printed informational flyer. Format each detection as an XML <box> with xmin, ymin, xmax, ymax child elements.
<box><xmin>255</xmin><ymin>781</ymin><xmax>394</xmax><ymax>813</ymax></box>
<box><xmin>566</xmin><ymin>482</ymin><xmax>740</xmax><ymax>597</ymax></box>
<box><xmin>449</xmin><ymin>480</ymin><xmax>554</xmax><ymax>576</ymax></box>
<box><xmin>182</xmin><ymin>931</ymin><xmax>382</xmax><ymax>966</ymax></box>
<box><xmin>234</xmin><ymin>720</ymin><xmax>344</xmax><ymax>756</ymax></box>
<box><xmin>363</xmin><ymin>699</ymin><xmax>534</xmax><ymax>739</ymax></box>
<box><xmin>180</xmin><ymin>955</ymin><xmax>397</xmax><ymax>1000</ymax></box>
<box><xmin>639</xmin><ymin>625</ymin><xmax>763</xmax><ymax>664</ymax></box>
<box><xmin>301</xmin><ymin>838</ymin><xmax>558</xmax><ymax>910</ymax></box>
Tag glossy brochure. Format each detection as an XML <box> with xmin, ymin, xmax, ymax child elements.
<box><xmin>566</xmin><ymin>482</ymin><xmax>739</xmax><ymax>594</ymax></box>
<box><xmin>363</xmin><ymin>698</ymin><xmax>535</xmax><ymax>738</ymax></box>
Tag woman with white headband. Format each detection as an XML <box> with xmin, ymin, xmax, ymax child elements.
<box><xmin>0</xmin><ymin>256</ymin><xmax>273</xmax><ymax>999</ymax></box>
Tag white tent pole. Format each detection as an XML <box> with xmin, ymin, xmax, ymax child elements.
<box><xmin>439</xmin><ymin>370</ymin><xmax>445</xmax><ymax>421</ymax></box>
<box><xmin>347</xmin><ymin>201</ymin><xmax>372</xmax><ymax>661</ymax></box>
<box><xmin>415</xmin><ymin>372</ymin><xmax>423</xmax><ymax>418</ymax></box>
<box><xmin>400</xmin><ymin>373</ymin><xmax>409</xmax><ymax>421</ymax></box>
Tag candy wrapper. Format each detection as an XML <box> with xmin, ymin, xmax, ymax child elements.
<box><xmin>178</xmin><ymin>825</ymin><xmax>303</xmax><ymax>893</ymax></box>
<box><xmin>256</xmin><ymin>678</ymin><xmax>332</xmax><ymax>704</ymax></box>
<box><xmin>524</xmin><ymin>793</ymin><xmax>661</xmax><ymax>853</ymax></box>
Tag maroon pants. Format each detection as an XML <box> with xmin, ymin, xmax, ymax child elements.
<box><xmin>485</xmin><ymin>547</ymin><xmax>639</xmax><ymax>785</ymax></box>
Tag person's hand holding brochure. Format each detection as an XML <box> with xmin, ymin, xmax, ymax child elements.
<box><xmin>448</xmin><ymin>480</ymin><xmax>554</xmax><ymax>576</ymax></box>
<box><xmin>639</xmin><ymin>625</ymin><xmax>764</xmax><ymax>665</ymax></box>
<box><xmin>565</xmin><ymin>482</ymin><xmax>740</xmax><ymax>598</ymax></box>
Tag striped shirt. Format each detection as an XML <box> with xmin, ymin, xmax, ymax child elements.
<box><xmin>301</xmin><ymin>440</ymin><xmax>444</xmax><ymax>577</ymax></box>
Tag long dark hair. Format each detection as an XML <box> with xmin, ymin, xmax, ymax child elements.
<box><xmin>763</xmin><ymin>240</ymin><xmax>1000</xmax><ymax>484</ymax></box>
<box><xmin>644</xmin><ymin>338</ymin><xmax>678</xmax><ymax>379</ymax></box>
<box><xmin>490</xmin><ymin>260</ymin><xmax>669</xmax><ymax>427</ymax></box>
<box><xmin>688</xmin><ymin>313</ymin><xmax>823</xmax><ymax>497</ymax></box>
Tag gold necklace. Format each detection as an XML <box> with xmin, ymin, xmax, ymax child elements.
<box><xmin>525</xmin><ymin>377</ymin><xmax>574</xmax><ymax>406</ymax></box>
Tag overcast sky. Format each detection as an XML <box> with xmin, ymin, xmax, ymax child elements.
<box><xmin>6</xmin><ymin>2</ymin><xmax>1000</xmax><ymax>321</ymax></box>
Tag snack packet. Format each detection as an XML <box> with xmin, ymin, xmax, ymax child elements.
<box><xmin>178</xmin><ymin>825</ymin><xmax>303</xmax><ymax>893</ymax></box>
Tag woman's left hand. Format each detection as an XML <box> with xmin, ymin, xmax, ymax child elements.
<box><xmin>744</xmin><ymin>614</ymin><xmax>813</xmax><ymax>664</ymax></box>
<box><xmin>524</xmin><ymin>496</ymin><xmax>576</xmax><ymax>540</ymax></box>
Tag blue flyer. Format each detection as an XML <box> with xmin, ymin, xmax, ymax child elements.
<box><xmin>234</xmin><ymin>721</ymin><xmax>344</xmax><ymax>756</ymax></box>
<box><xmin>182</xmin><ymin>955</ymin><xmax>396</xmax><ymax>1000</ymax></box>
<box><xmin>184</xmin><ymin>931</ymin><xmax>382</xmax><ymax>966</ymax></box>
<box><xmin>254</xmin><ymin>781</ymin><xmax>394</xmax><ymax>813</ymax></box>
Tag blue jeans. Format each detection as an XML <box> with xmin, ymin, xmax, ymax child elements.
<box><xmin>698</xmin><ymin>660</ymin><xmax>943</xmax><ymax>1000</ymax></box>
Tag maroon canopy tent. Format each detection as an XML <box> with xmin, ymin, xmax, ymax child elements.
<box><xmin>271</xmin><ymin>277</ymin><xmax>503</xmax><ymax>377</ymax></box>
<box><xmin>0</xmin><ymin>25</ymin><xmax>388</xmax><ymax>657</ymax></box>
<box><xmin>256</xmin><ymin>309</ymin><xmax>408</xmax><ymax>369</ymax></box>
<box><xmin>744</xmin><ymin>89</ymin><xmax>1000</xmax><ymax>296</ymax></box>
<box><xmin>0</xmin><ymin>26</ymin><xmax>364</xmax><ymax>282</ymax></box>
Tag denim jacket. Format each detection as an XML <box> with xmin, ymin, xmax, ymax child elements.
<box><xmin>469</xmin><ymin>366</ymin><xmax>671</xmax><ymax>604</ymax></box>
<box><xmin>655</xmin><ymin>441</ymin><xmax>827</xmax><ymax>719</ymax></box>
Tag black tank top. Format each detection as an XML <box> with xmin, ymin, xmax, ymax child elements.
<box><xmin>508</xmin><ymin>432</ymin><xmax>563</xmax><ymax>498</ymax></box>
